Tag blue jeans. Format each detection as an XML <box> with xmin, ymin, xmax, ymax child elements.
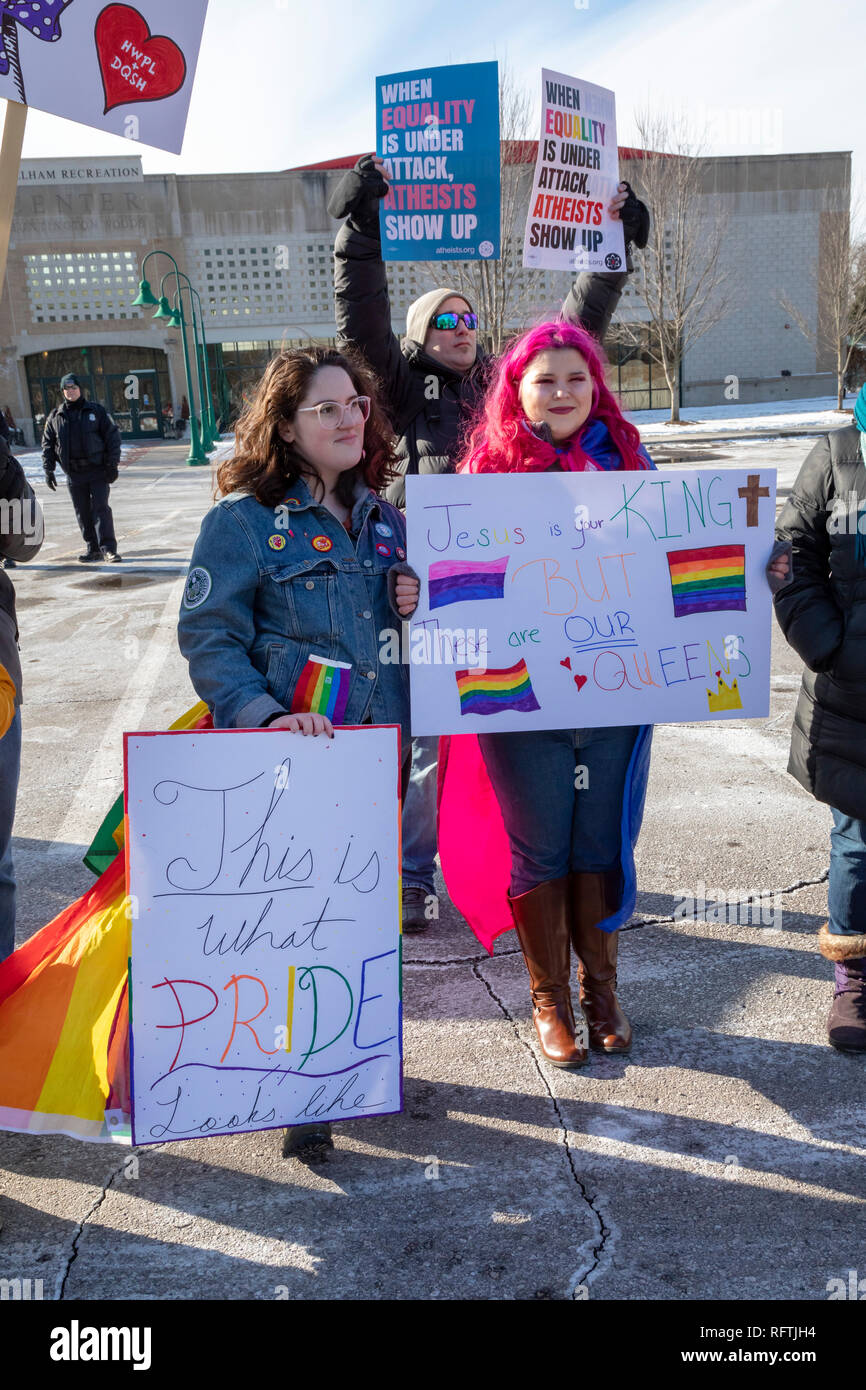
<box><xmin>0</xmin><ymin>706</ymin><xmax>21</xmax><ymax>963</ymax></box>
<box><xmin>828</xmin><ymin>809</ymin><xmax>866</xmax><ymax>937</ymax></box>
<box><xmin>402</xmin><ymin>735</ymin><xmax>438</xmax><ymax>895</ymax></box>
<box><xmin>478</xmin><ymin>725</ymin><xmax>639</xmax><ymax>898</ymax></box>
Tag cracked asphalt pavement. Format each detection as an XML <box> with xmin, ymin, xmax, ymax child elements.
<box><xmin>1</xmin><ymin>439</ymin><xmax>864</xmax><ymax>1301</ymax></box>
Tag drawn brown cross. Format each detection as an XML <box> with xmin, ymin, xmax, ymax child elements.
<box><xmin>738</xmin><ymin>474</ymin><xmax>770</xmax><ymax>527</ymax></box>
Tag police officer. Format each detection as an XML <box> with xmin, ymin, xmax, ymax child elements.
<box><xmin>41</xmin><ymin>374</ymin><xmax>122</xmax><ymax>562</ymax></box>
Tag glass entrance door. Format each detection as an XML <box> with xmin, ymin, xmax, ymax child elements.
<box><xmin>104</xmin><ymin>370</ymin><xmax>164</xmax><ymax>439</ymax></box>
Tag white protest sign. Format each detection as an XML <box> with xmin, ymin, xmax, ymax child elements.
<box><xmin>0</xmin><ymin>1</ymin><xmax>209</xmax><ymax>155</ymax></box>
<box><xmin>126</xmin><ymin>727</ymin><xmax>402</xmax><ymax>1146</ymax></box>
<box><xmin>522</xmin><ymin>69</ymin><xmax>626</xmax><ymax>273</ymax></box>
<box><xmin>405</xmin><ymin>469</ymin><xmax>776</xmax><ymax>735</ymax></box>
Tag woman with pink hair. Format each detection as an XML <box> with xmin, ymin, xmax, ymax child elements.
<box><xmin>446</xmin><ymin>319</ymin><xmax>653</xmax><ymax>1071</ymax></box>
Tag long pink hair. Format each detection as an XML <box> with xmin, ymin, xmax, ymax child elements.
<box><xmin>459</xmin><ymin>320</ymin><xmax>647</xmax><ymax>473</ymax></box>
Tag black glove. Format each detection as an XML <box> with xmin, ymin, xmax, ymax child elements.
<box><xmin>327</xmin><ymin>155</ymin><xmax>389</xmax><ymax>236</ymax></box>
<box><xmin>44</xmin><ymin>469</ymin><xmax>57</xmax><ymax>492</ymax></box>
<box><xmin>106</xmin><ymin>465</ymin><xmax>119</xmax><ymax>485</ymax></box>
<box><xmin>619</xmin><ymin>181</ymin><xmax>650</xmax><ymax>251</ymax></box>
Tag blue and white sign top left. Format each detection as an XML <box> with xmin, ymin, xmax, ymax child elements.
<box><xmin>376</xmin><ymin>60</ymin><xmax>500</xmax><ymax>263</ymax></box>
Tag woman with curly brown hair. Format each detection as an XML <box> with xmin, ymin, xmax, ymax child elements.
<box><xmin>177</xmin><ymin>345</ymin><xmax>419</xmax><ymax>1157</ymax></box>
<box><xmin>178</xmin><ymin>346</ymin><xmax>419</xmax><ymax>749</ymax></box>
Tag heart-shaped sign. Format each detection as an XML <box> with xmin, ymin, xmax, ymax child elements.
<box><xmin>574</xmin><ymin>674</ymin><xmax>587</xmax><ymax>692</ymax></box>
<box><xmin>95</xmin><ymin>4</ymin><xmax>187</xmax><ymax>114</ymax></box>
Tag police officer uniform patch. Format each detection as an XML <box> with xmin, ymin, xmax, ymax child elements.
<box><xmin>183</xmin><ymin>566</ymin><xmax>212</xmax><ymax>610</ymax></box>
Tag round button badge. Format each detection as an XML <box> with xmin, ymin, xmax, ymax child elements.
<box><xmin>268</xmin><ymin>534</ymin><xmax>286</xmax><ymax>551</ymax></box>
<box><xmin>311</xmin><ymin>535</ymin><xmax>332</xmax><ymax>552</ymax></box>
<box><xmin>376</xmin><ymin>543</ymin><xmax>392</xmax><ymax>557</ymax></box>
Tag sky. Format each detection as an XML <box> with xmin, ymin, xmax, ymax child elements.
<box><xmin>16</xmin><ymin>0</ymin><xmax>865</xmax><ymax>198</ymax></box>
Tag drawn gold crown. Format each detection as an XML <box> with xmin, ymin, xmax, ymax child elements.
<box><xmin>707</xmin><ymin>674</ymin><xmax>742</xmax><ymax>713</ymax></box>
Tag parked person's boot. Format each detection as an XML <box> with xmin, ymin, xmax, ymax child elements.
<box><xmin>819</xmin><ymin>925</ymin><xmax>866</xmax><ymax>1053</ymax></box>
<box><xmin>510</xmin><ymin>876</ymin><xmax>587</xmax><ymax>1068</ymax></box>
<box><xmin>402</xmin><ymin>884</ymin><xmax>432</xmax><ymax>933</ymax></box>
<box><xmin>571</xmin><ymin>870</ymin><xmax>632</xmax><ymax>1053</ymax></box>
<box><xmin>282</xmin><ymin>1122</ymin><xmax>334</xmax><ymax>1160</ymax></box>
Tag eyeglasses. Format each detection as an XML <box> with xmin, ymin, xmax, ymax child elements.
<box><xmin>295</xmin><ymin>396</ymin><xmax>371</xmax><ymax>429</ymax></box>
<box><xmin>429</xmin><ymin>311</ymin><xmax>478</xmax><ymax>332</ymax></box>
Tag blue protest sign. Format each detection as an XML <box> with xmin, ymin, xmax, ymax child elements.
<box><xmin>376</xmin><ymin>61</ymin><xmax>500</xmax><ymax>263</ymax></box>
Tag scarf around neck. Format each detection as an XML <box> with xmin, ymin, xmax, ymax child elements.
<box><xmin>513</xmin><ymin>417</ymin><xmax>650</xmax><ymax>472</ymax></box>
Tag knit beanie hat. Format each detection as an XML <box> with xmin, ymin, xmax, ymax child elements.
<box><xmin>854</xmin><ymin>383</ymin><xmax>866</xmax><ymax>433</ymax></box>
<box><xmin>60</xmin><ymin>373</ymin><xmax>80</xmax><ymax>389</ymax></box>
<box><xmin>404</xmin><ymin>287</ymin><xmax>475</xmax><ymax>349</ymax></box>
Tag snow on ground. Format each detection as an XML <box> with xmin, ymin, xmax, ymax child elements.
<box><xmin>653</xmin><ymin>436</ymin><xmax>813</xmax><ymax>497</ymax></box>
<box><xmin>14</xmin><ymin>442</ymin><xmax>140</xmax><ymax>481</ymax></box>
<box><xmin>630</xmin><ymin>395</ymin><xmax>852</xmax><ymax>439</ymax></box>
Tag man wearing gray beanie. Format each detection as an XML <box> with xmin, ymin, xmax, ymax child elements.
<box><xmin>330</xmin><ymin>152</ymin><xmax>649</xmax><ymax>931</ymax></box>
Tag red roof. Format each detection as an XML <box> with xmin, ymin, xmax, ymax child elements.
<box><xmin>285</xmin><ymin>143</ymin><xmax>653</xmax><ymax>173</ymax></box>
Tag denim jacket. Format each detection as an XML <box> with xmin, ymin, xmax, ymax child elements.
<box><xmin>177</xmin><ymin>477</ymin><xmax>411</xmax><ymax>748</ymax></box>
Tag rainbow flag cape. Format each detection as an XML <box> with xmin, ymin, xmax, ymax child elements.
<box><xmin>455</xmin><ymin>659</ymin><xmax>541</xmax><ymax>717</ymax></box>
<box><xmin>0</xmin><ymin>701</ymin><xmax>211</xmax><ymax>1144</ymax></box>
<box><xmin>290</xmin><ymin>653</ymin><xmax>352</xmax><ymax>723</ymax></box>
<box><xmin>428</xmin><ymin>557</ymin><xmax>509</xmax><ymax>610</ymax></box>
<box><xmin>667</xmin><ymin>544</ymin><xmax>747</xmax><ymax>618</ymax></box>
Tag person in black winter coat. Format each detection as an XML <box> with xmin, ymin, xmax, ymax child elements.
<box><xmin>0</xmin><ymin>434</ymin><xmax>44</xmax><ymax>961</ymax></box>
<box><xmin>330</xmin><ymin>153</ymin><xmax>650</xmax><ymax>931</ymax></box>
<box><xmin>773</xmin><ymin>385</ymin><xmax>866</xmax><ymax>1052</ymax></box>
<box><xmin>41</xmin><ymin>374</ymin><xmax>123</xmax><ymax>563</ymax></box>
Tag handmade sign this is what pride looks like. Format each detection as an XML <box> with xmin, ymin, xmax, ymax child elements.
<box><xmin>522</xmin><ymin>69</ymin><xmax>625</xmax><ymax>274</ymax></box>
<box><xmin>405</xmin><ymin>469</ymin><xmax>777</xmax><ymax>735</ymax></box>
<box><xmin>0</xmin><ymin>1</ymin><xmax>209</xmax><ymax>154</ymax></box>
<box><xmin>376</xmin><ymin>60</ymin><xmax>500</xmax><ymax>262</ymax></box>
<box><xmin>125</xmin><ymin>727</ymin><xmax>402</xmax><ymax>1145</ymax></box>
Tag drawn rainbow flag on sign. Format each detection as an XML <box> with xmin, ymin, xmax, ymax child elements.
<box><xmin>428</xmin><ymin>557</ymin><xmax>509</xmax><ymax>610</ymax></box>
<box><xmin>290</xmin><ymin>654</ymin><xmax>352</xmax><ymax>722</ymax></box>
<box><xmin>456</xmin><ymin>659</ymin><xmax>541</xmax><ymax>717</ymax></box>
<box><xmin>667</xmin><ymin>544</ymin><xmax>747</xmax><ymax>617</ymax></box>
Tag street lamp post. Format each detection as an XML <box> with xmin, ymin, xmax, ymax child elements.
<box><xmin>131</xmin><ymin>249</ymin><xmax>208</xmax><ymax>467</ymax></box>
<box><xmin>160</xmin><ymin>271</ymin><xmax>219</xmax><ymax>450</ymax></box>
<box><xmin>159</xmin><ymin>276</ymin><xmax>213</xmax><ymax>452</ymax></box>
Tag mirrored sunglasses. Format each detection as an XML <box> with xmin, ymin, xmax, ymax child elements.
<box><xmin>429</xmin><ymin>311</ymin><xmax>478</xmax><ymax>331</ymax></box>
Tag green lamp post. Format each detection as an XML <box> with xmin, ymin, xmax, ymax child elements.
<box><xmin>159</xmin><ymin>272</ymin><xmax>219</xmax><ymax>451</ymax></box>
<box><xmin>132</xmin><ymin>251</ymin><xmax>208</xmax><ymax>466</ymax></box>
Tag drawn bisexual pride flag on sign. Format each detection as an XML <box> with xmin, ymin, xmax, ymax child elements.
<box><xmin>428</xmin><ymin>556</ymin><xmax>509</xmax><ymax>610</ymax></box>
<box><xmin>456</xmin><ymin>659</ymin><xmax>541</xmax><ymax>717</ymax></box>
<box><xmin>667</xmin><ymin>544</ymin><xmax>747</xmax><ymax>617</ymax></box>
<box><xmin>291</xmin><ymin>654</ymin><xmax>352</xmax><ymax>723</ymax></box>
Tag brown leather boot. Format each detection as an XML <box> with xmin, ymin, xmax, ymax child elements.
<box><xmin>510</xmin><ymin>876</ymin><xmax>588</xmax><ymax>1068</ymax></box>
<box><xmin>571</xmin><ymin>870</ymin><xmax>632</xmax><ymax>1053</ymax></box>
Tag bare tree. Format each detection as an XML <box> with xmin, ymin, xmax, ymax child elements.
<box><xmin>421</xmin><ymin>66</ymin><xmax>536</xmax><ymax>354</ymax></box>
<box><xmin>623</xmin><ymin>111</ymin><xmax>733</xmax><ymax>423</ymax></box>
<box><xmin>779</xmin><ymin>194</ymin><xmax>866</xmax><ymax>410</ymax></box>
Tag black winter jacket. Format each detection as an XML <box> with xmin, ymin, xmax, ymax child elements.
<box><xmin>334</xmin><ymin>226</ymin><xmax>632</xmax><ymax>509</ymax></box>
<box><xmin>0</xmin><ymin>437</ymin><xmax>44</xmax><ymax>708</ymax></box>
<box><xmin>774</xmin><ymin>424</ymin><xmax>866</xmax><ymax>817</ymax></box>
<box><xmin>41</xmin><ymin>398</ymin><xmax>121</xmax><ymax>477</ymax></box>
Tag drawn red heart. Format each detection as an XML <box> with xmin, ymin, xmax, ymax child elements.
<box><xmin>574</xmin><ymin>674</ymin><xmax>587</xmax><ymax>692</ymax></box>
<box><xmin>560</xmin><ymin>657</ymin><xmax>572</xmax><ymax>670</ymax></box>
<box><xmin>95</xmin><ymin>4</ymin><xmax>188</xmax><ymax>114</ymax></box>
